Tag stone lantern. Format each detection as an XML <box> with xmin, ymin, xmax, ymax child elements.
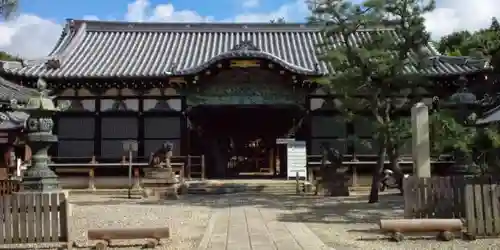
<box><xmin>447</xmin><ymin>76</ymin><xmax>478</xmax><ymax>175</ymax></box>
<box><xmin>10</xmin><ymin>78</ymin><xmax>70</xmax><ymax>191</ymax></box>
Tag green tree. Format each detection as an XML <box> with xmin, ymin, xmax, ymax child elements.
<box><xmin>270</xmin><ymin>17</ymin><xmax>286</xmax><ymax>23</ymax></box>
<box><xmin>491</xmin><ymin>17</ymin><xmax>500</xmax><ymax>31</ymax></box>
<box><xmin>437</xmin><ymin>18</ymin><xmax>500</xmax><ymax>70</ymax></box>
<box><xmin>0</xmin><ymin>51</ymin><xmax>20</xmax><ymax>61</ymax></box>
<box><xmin>437</xmin><ymin>31</ymin><xmax>472</xmax><ymax>56</ymax></box>
<box><xmin>430</xmin><ymin>108</ymin><xmax>500</xmax><ymax>175</ymax></box>
<box><xmin>0</xmin><ymin>0</ymin><xmax>18</xmax><ymax>20</ymax></box>
<box><xmin>0</xmin><ymin>1</ymin><xmax>19</xmax><ymax>61</ymax></box>
<box><xmin>310</xmin><ymin>0</ymin><xmax>435</xmax><ymax>203</ymax></box>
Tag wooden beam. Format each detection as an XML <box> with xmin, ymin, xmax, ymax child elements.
<box><xmin>379</xmin><ymin>219</ymin><xmax>463</xmax><ymax>233</ymax></box>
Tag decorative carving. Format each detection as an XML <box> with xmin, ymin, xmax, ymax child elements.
<box><xmin>38</xmin><ymin>118</ymin><xmax>54</xmax><ymax>132</ymax></box>
<box><xmin>168</xmin><ymin>77</ymin><xmax>186</xmax><ymax>85</ymax></box>
<box><xmin>187</xmin><ymin>82</ymin><xmax>300</xmax><ymax>105</ymax></box>
<box><xmin>45</xmin><ymin>59</ymin><xmax>61</xmax><ymax>69</ymax></box>
<box><xmin>27</xmin><ymin>118</ymin><xmax>39</xmax><ymax>131</ymax></box>
<box><xmin>185</xmin><ymin>69</ymin><xmax>306</xmax><ymax>106</ymax></box>
<box><xmin>230</xmin><ymin>40</ymin><xmax>259</xmax><ymax>51</ymax></box>
<box><xmin>230</xmin><ymin>60</ymin><xmax>260</xmax><ymax>68</ymax></box>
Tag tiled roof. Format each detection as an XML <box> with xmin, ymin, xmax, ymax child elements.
<box><xmin>477</xmin><ymin>105</ymin><xmax>500</xmax><ymax>124</ymax></box>
<box><xmin>0</xmin><ymin>20</ymin><xmax>491</xmax><ymax>78</ymax></box>
<box><xmin>0</xmin><ymin>111</ymin><xmax>28</xmax><ymax>130</ymax></box>
<box><xmin>0</xmin><ymin>76</ymin><xmax>40</xmax><ymax>104</ymax></box>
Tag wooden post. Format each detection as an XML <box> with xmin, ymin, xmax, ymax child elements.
<box><xmin>269</xmin><ymin>148</ymin><xmax>274</xmax><ymax>174</ymax></box>
<box><xmin>133</xmin><ymin>168</ymin><xmax>141</xmax><ymax>190</ymax></box>
<box><xmin>88</xmin><ymin>156</ymin><xmax>97</xmax><ymax>190</ymax></box>
<box><xmin>201</xmin><ymin>155</ymin><xmax>205</xmax><ymax>180</ymax></box>
<box><xmin>351</xmin><ymin>165</ymin><xmax>358</xmax><ymax>187</ymax></box>
<box><xmin>121</xmin><ymin>156</ymin><xmax>127</xmax><ymax>165</ymax></box>
<box><xmin>296</xmin><ymin>171</ymin><xmax>300</xmax><ymax>194</ymax></box>
<box><xmin>187</xmin><ymin>155</ymin><xmax>192</xmax><ymax>180</ymax></box>
<box><xmin>179</xmin><ymin>166</ymin><xmax>185</xmax><ymax>183</ymax></box>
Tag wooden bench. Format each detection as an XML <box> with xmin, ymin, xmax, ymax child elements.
<box><xmin>379</xmin><ymin>219</ymin><xmax>464</xmax><ymax>242</ymax></box>
<box><xmin>87</xmin><ymin>227</ymin><xmax>170</xmax><ymax>249</ymax></box>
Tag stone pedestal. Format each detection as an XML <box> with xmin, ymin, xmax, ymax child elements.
<box><xmin>321</xmin><ymin>173</ymin><xmax>350</xmax><ymax>196</ymax></box>
<box><xmin>411</xmin><ymin>102</ymin><xmax>431</xmax><ymax>178</ymax></box>
<box><xmin>316</xmin><ymin>164</ymin><xmax>350</xmax><ymax>196</ymax></box>
<box><xmin>143</xmin><ymin>167</ymin><xmax>179</xmax><ymax>200</ymax></box>
<box><xmin>21</xmin><ymin>134</ymin><xmax>59</xmax><ymax>191</ymax></box>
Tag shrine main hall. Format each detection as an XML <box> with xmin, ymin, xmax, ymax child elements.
<box><xmin>0</xmin><ymin>19</ymin><xmax>490</xmax><ymax>178</ymax></box>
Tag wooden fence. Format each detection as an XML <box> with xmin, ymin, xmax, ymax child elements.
<box><xmin>404</xmin><ymin>175</ymin><xmax>500</xmax><ymax>238</ymax></box>
<box><xmin>0</xmin><ymin>192</ymin><xmax>72</xmax><ymax>248</ymax></box>
<box><xmin>50</xmin><ymin>154</ymin><xmax>206</xmax><ymax>180</ymax></box>
<box><xmin>464</xmin><ymin>177</ymin><xmax>500</xmax><ymax>237</ymax></box>
<box><xmin>0</xmin><ymin>180</ymin><xmax>20</xmax><ymax>197</ymax></box>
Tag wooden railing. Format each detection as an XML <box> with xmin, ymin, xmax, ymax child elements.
<box><xmin>306</xmin><ymin>154</ymin><xmax>455</xmax><ymax>186</ymax></box>
<box><xmin>48</xmin><ymin>154</ymin><xmax>205</xmax><ymax>180</ymax></box>
<box><xmin>0</xmin><ymin>179</ymin><xmax>20</xmax><ymax>197</ymax></box>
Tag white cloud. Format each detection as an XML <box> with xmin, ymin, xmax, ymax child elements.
<box><xmin>242</xmin><ymin>0</ymin><xmax>260</xmax><ymax>9</ymax></box>
<box><xmin>82</xmin><ymin>15</ymin><xmax>99</xmax><ymax>21</ymax></box>
<box><xmin>424</xmin><ymin>0</ymin><xmax>500</xmax><ymax>38</ymax></box>
<box><xmin>0</xmin><ymin>14</ymin><xmax>62</xmax><ymax>59</ymax></box>
<box><xmin>0</xmin><ymin>0</ymin><xmax>499</xmax><ymax>59</ymax></box>
<box><xmin>233</xmin><ymin>0</ymin><xmax>308</xmax><ymax>22</ymax></box>
<box><xmin>125</xmin><ymin>0</ymin><xmax>213</xmax><ymax>22</ymax></box>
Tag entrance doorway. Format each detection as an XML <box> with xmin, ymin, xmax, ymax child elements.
<box><xmin>187</xmin><ymin>105</ymin><xmax>305</xmax><ymax>178</ymax></box>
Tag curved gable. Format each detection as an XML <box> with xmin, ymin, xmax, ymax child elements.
<box><xmin>175</xmin><ymin>40</ymin><xmax>318</xmax><ymax>75</ymax></box>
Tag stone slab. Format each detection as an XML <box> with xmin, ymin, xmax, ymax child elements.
<box><xmin>197</xmin><ymin>197</ymin><xmax>331</xmax><ymax>250</ymax></box>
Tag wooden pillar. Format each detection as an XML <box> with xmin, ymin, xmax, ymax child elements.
<box><xmin>0</xmin><ymin>145</ymin><xmax>9</xmax><ymax>180</ymax></box>
<box><xmin>276</xmin><ymin>146</ymin><xmax>281</xmax><ymax>176</ymax></box>
<box><xmin>268</xmin><ymin>148</ymin><xmax>274</xmax><ymax>175</ymax></box>
<box><xmin>24</xmin><ymin>144</ymin><xmax>32</xmax><ymax>163</ymax></box>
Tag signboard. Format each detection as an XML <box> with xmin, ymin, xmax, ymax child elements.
<box><xmin>276</xmin><ymin>138</ymin><xmax>295</xmax><ymax>144</ymax></box>
<box><xmin>286</xmin><ymin>140</ymin><xmax>307</xmax><ymax>179</ymax></box>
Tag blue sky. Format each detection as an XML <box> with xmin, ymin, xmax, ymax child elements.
<box><xmin>1</xmin><ymin>0</ymin><xmax>498</xmax><ymax>59</ymax></box>
<box><xmin>18</xmin><ymin>0</ymin><xmax>307</xmax><ymax>23</ymax></box>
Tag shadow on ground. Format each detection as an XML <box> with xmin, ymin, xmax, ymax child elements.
<box><xmin>275</xmin><ymin>193</ymin><xmax>404</xmax><ymax>224</ymax></box>
<box><xmin>70</xmin><ymin>191</ymin><xmax>404</xmax><ymax>226</ymax></box>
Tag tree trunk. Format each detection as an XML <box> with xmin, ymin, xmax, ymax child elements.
<box><xmin>388</xmin><ymin>143</ymin><xmax>404</xmax><ymax>195</ymax></box>
<box><xmin>369</xmin><ymin>135</ymin><xmax>386</xmax><ymax>203</ymax></box>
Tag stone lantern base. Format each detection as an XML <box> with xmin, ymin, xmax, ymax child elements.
<box><xmin>21</xmin><ymin>133</ymin><xmax>60</xmax><ymax>192</ymax></box>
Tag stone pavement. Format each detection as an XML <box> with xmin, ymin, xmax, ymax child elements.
<box><xmin>197</xmin><ymin>198</ymin><xmax>331</xmax><ymax>250</ymax></box>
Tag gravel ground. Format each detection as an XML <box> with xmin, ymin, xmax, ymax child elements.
<box><xmin>275</xmin><ymin>192</ymin><xmax>500</xmax><ymax>250</ymax></box>
<box><xmin>0</xmin><ymin>194</ymin><xmax>212</xmax><ymax>250</ymax></box>
<box><xmin>2</xmin><ymin>192</ymin><xmax>500</xmax><ymax>250</ymax></box>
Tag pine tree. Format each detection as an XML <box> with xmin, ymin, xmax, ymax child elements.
<box><xmin>310</xmin><ymin>0</ymin><xmax>435</xmax><ymax>203</ymax></box>
<box><xmin>491</xmin><ymin>17</ymin><xmax>500</xmax><ymax>31</ymax></box>
<box><xmin>0</xmin><ymin>0</ymin><xmax>18</xmax><ymax>20</ymax></box>
<box><xmin>270</xmin><ymin>17</ymin><xmax>286</xmax><ymax>23</ymax></box>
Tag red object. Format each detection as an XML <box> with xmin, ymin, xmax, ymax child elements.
<box><xmin>134</xmin><ymin>168</ymin><xmax>139</xmax><ymax>177</ymax></box>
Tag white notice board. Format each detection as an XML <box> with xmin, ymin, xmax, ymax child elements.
<box><xmin>286</xmin><ymin>140</ymin><xmax>307</xmax><ymax>179</ymax></box>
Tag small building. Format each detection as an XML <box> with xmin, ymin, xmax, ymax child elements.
<box><xmin>0</xmin><ymin>76</ymin><xmax>39</xmax><ymax>179</ymax></box>
<box><xmin>0</xmin><ymin>20</ymin><xmax>492</xmax><ymax>178</ymax></box>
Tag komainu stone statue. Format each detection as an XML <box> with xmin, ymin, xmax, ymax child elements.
<box><xmin>144</xmin><ymin>141</ymin><xmax>179</xmax><ymax>199</ymax></box>
<box><xmin>315</xmin><ymin>142</ymin><xmax>350</xmax><ymax>196</ymax></box>
<box><xmin>149</xmin><ymin>142</ymin><xmax>174</xmax><ymax>168</ymax></box>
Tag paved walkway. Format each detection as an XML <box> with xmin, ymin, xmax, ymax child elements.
<box><xmin>197</xmin><ymin>202</ymin><xmax>331</xmax><ymax>250</ymax></box>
